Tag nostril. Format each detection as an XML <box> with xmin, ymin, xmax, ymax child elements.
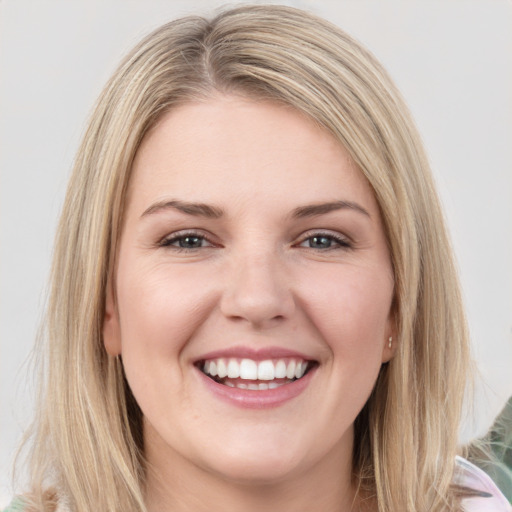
<box><xmin>220</xmin><ymin>294</ymin><xmax>295</xmax><ymax>327</ymax></box>
<box><xmin>219</xmin><ymin>265</ymin><xmax>296</xmax><ymax>326</ymax></box>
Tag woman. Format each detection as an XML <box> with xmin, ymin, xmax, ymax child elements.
<box><xmin>6</xmin><ymin>5</ymin><xmax>511</xmax><ymax>512</ymax></box>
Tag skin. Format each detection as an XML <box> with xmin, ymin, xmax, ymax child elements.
<box><xmin>103</xmin><ymin>95</ymin><xmax>395</xmax><ymax>512</ymax></box>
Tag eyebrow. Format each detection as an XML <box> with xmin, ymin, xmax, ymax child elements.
<box><xmin>141</xmin><ymin>199</ymin><xmax>370</xmax><ymax>220</ymax></box>
<box><xmin>291</xmin><ymin>200</ymin><xmax>370</xmax><ymax>219</ymax></box>
<box><xmin>141</xmin><ymin>199</ymin><xmax>224</xmax><ymax>219</ymax></box>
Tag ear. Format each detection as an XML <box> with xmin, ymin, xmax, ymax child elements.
<box><xmin>103</xmin><ymin>278</ymin><xmax>122</xmax><ymax>356</ymax></box>
<box><xmin>381</xmin><ymin>335</ymin><xmax>397</xmax><ymax>363</ymax></box>
<box><xmin>381</xmin><ymin>310</ymin><xmax>398</xmax><ymax>363</ymax></box>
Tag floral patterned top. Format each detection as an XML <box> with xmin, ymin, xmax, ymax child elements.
<box><xmin>456</xmin><ymin>456</ymin><xmax>512</xmax><ymax>511</ymax></box>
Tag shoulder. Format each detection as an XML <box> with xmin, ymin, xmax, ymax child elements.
<box><xmin>455</xmin><ymin>456</ymin><xmax>512</xmax><ymax>512</ymax></box>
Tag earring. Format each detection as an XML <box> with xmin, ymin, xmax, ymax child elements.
<box><xmin>388</xmin><ymin>336</ymin><xmax>392</xmax><ymax>349</ymax></box>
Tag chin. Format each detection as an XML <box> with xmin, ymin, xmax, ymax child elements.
<box><xmin>199</xmin><ymin>435</ymin><xmax>308</xmax><ymax>485</ymax></box>
<box><xmin>209</xmin><ymin>456</ymin><xmax>304</xmax><ymax>486</ymax></box>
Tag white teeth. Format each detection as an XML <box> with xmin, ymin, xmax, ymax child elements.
<box><xmin>275</xmin><ymin>360</ymin><xmax>287</xmax><ymax>378</ymax></box>
<box><xmin>257</xmin><ymin>360</ymin><xmax>275</xmax><ymax>380</ymax></box>
<box><xmin>240</xmin><ymin>359</ymin><xmax>258</xmax><ymax>380</ymax></box>
<box><xmin>286</xmin><ymin>360</ymin><xmax>296</xmax><ymax>379</ymax></box>
<box><xmin>295</xmin><ymin>361</ymin><xmax>306</xmax><ymax>379</ymax></box>
<box><xmin>217</xmin><ymin>359</ymin><xmax>227</xmax><ymax>378</ymax></box>
<box><xmin>238</xmin><ymin>381</ymin><xmax>288</xmax><ymax>390</ymax></box>
<box><xmin>227</xmin><ymin>359</ymin><xmax>240</xmax><ymax>378</ymax></box>
<box><xmin>201</xmin><ymin>357</ymin><xmax>311</xmax><ymax>385</ymax></box>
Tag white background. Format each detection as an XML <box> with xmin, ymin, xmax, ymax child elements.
<box><xmin>1</xmin><ymin>0</ymin><xmax>511</xmax><ymax>505</ymax></box>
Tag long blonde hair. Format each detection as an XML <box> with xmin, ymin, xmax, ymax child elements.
<box><xmin>22</xmin><ymin>5</ymin><xmax>470</xmax><ymax>511</ymax></box>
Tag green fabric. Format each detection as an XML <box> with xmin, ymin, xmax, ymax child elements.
<box><xmin>470</xmin><ymin>397</ymin><xmax>512</xmax><ymax>503</ymax></box>
<box><xmin>1</xmin><ymin>497</ymin><xmax>25</xmax><ymax>512</ymax></box>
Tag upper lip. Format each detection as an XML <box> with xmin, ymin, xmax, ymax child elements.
<box><xmin>194</xmin><ymin>345</ymin><xmax>316</xmax><ymax>363</ymax></box>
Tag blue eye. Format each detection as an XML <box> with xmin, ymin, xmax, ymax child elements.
<box><xmin>160</xmin><ymin>232</ymin><xmax>212</xmax><ymax>250</ymax></box>
<box><xmin>175</xmin><ymin>235</ymin><xmax>205</xmax><ymax>248</ymax></box>
<box><xmin>299</xmin><ymin>233</ymin><xmax>351</xmax><ymax>250</ymax></box>
<box><xmin>307</xmin><ymin>235</ymin><xmax>335</xmax><ymax>249</ymax></box>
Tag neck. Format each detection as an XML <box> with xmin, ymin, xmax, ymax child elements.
<box><xmin>144</xmin><ymin>428</ymin><xmax>359</xmax><ymax>512</ymax></box>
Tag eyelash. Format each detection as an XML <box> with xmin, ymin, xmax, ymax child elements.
<box><xmin>159</xmin><ymin>230</ymin><xmax>215</xmax><ymax>251</ymax></box>
<box><xmin>159</xmin><ymin>230</ymin><xmax>352</xmax><ymax>252</ymax></box>
<box><xmin>296</xmin><ymin>231</ymin><xmax>352</xmax><ymax>251</ymax></box>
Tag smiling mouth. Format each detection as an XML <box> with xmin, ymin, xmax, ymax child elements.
<box><xmin>197</xmin><ymin>357</ymin><xmax>317</xmax><ymax>390</ymax></box>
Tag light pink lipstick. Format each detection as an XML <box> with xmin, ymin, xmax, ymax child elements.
<box><xmin>194</xmin><ymin>346</ymin><xmax>318</xmax><ymax>409</ymax></box>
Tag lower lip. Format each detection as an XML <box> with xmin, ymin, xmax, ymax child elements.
<box><xmin>196</xmin><ymin>366</ymin><xmax>317</xmax><ymax>409</ymax></box>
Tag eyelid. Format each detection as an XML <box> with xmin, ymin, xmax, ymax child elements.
<box><xmin>156</xmin><ymin>228</ymin><xmax>352</xmax><ymax>251</ymax></box>
<box><xmin>158</xmin><ymin>229</ymin><xmax>217</xmax><ymax>249</ymax></box>
<box><xmin>295</xmin><ymin>229</ymin><xmax>353</xmax><ymax>249</ymax></box>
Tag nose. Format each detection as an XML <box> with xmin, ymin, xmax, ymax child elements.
<box><xmin>220</xmin><ymin>250</ymin><xmax>295</xmax><ymax>328</ymax></box>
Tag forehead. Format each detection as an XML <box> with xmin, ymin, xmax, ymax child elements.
<box><xmin>127</xmin><ymin>95</ymin><xmax>378</xmax><ymax>216</ymax></box>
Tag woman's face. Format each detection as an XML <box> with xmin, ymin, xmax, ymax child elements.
<box><xmin>103</xmin><ymin>95</ymin><xmax>395</xmax><ymax>485</ymax></box>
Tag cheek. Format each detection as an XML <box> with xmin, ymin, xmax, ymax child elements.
<box><xmin>113</xmin><ymin>260</ymin><xmax>220</xmax><ymax>419</ymax></box>
<box><xmin>115</xmin><ymin>258</ymin><xmax>218</xmax><ymax>360</ymax></box>
<box><xmin>299</xmin><ymin>264</ymin><xmax>393</xmax><ymax>361</ymax></box>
